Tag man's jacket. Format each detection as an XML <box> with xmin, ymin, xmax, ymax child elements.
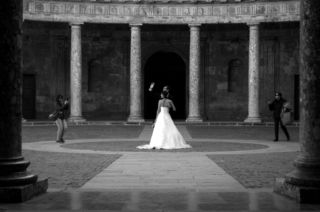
<box><xmin>269</xmin><ymin>98</ymin><xmax>287</xmax><ymax>119</ymax></box>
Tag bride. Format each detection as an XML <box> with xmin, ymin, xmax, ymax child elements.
<box><xmin>137</xmin><ymin>91</ymin><xmax>192</xmax><ymax>150</ymax></box>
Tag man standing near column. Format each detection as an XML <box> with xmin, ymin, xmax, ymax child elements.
<box><xmin>268</xmin><ymin>92</ymin><xmax>290</xmax><ymax>142</ymax></box>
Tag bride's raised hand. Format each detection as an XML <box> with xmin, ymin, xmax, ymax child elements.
<box><xmin>150</xmin><ymin>82</ymin><xmax>155</xmax><ymax>90</ymax></box>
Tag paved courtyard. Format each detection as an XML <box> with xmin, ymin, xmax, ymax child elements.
<box><xmin>1</xmin><ymin>124</ymin><xmax>320</xmax><ymax>211</ymax></box>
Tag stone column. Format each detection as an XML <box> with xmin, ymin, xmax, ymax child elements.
<box><xmin>274</xmin><ymin>0</ymin><xmax>320</xmax><ymax>203</ymax></box>
<box><xmin>127</xmin><ymin>24</ymin><xmax>144</xmax><ymax>122</ymax></box>
<box><xmin>244</xmin><ymin>23</ymin><xmax>262</xmax><ymax>123</ymax></box>
<box><xmin>0</xmin><ymin>0</ymin><xmax>47</xmax><ymax>203</ymax></box>
<box><xmin>186</xmin><ymin>24</ymin><xmax>202</xmax><ymax>122</ymax></box>
<box><xmin>68</xmin><ymin>23</ymin><xmax>86</xmax><ymax>122</ymax></box>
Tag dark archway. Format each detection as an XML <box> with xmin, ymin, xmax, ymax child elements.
<box><xmin>144</xmin><ymin>51</ymin><xmax>186</xmax><ymax>120</ymax></box>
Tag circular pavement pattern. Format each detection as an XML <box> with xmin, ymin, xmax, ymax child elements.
<box><xmin>61</xmin><ymin>141</ymin><xmax>269</xmax><ymax>152</ymax></box>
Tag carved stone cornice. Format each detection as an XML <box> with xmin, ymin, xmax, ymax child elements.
<box><xmin>23</xmin><ymin>0</ymin><xmax>300</xmax><ymax>24</ymax></box>
<box><xmin>21</xmin><ymin>0</ymin><xmax>294</xmax><ymax>3</ymax></box>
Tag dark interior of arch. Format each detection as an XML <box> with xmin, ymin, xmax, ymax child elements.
<box><xmin>144</xmin><ymin>51</ymin><xmax>186</xmax><ymax>120</ymax></box>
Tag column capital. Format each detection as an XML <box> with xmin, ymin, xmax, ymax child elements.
<box><xmin>247</xmin><ymin>22</ymin><xmax>260</xmax><ymax>28</ymax></box>
<box><xmin>189</xmin><ymin>24</ymin><xmax>201</xmax><ymax>28</ymax></box>
<box><xmin>129</xmin><ymin>23</ymin><xmax>143</xmax><ymax>27</ymax></box>
<box><xmin>69</xmin><ymin>22</ymin><xmax>84</xmax><ymax>27</ymax></box>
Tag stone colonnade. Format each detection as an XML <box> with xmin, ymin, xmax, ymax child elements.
<box><xmin>65</xmin><ymin>21</ymin><xmax>261</xmax><ymax>122</ymax></box>
<box><xmin>65</xmin><ymin>22</ymin><xmax>206</xmax><ymax>122</ymax></box>
<box><xmin>274</xmin><ymin>0</ymin><xmax>320</xmax><ymax>203</ymax></box>
<box><xmin>66</xmin><ymin>23</ymin><xmax>259</xmax><ymax>123</ymax></box>
<box><xmin>126</xmin><ymin>23</ymin><xmax>204</xmax><ymax>122</ymax></box>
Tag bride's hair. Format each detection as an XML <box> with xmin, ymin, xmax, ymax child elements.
<box><xmin>161</xmin><ymin>91</ymin><xmax>168</xmax><ymax>98</ymax></box>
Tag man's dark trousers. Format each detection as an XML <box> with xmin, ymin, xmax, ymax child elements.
<box><xmin>274</xmin><ymin>117</ymin><xmax>289</xmax><ymax>139</ymax></box>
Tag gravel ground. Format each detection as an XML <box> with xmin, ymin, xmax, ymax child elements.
<box><xmin>22</xmin><ymin>125</ymin><xmax>144</xmax><ymax>143</ymax></box>
<box><xmin>23</xmin><ymin>150</ymin><xmax>122</xmax><ymax>189</ymax></box>
<box><xmin>187</xmin><ymin>126</ymin><xmax>299</xmax><ymax>141</ymax></box>
<box><xmin>62</xmin><ymin>141</ymin><xmax>268</xmax><ymax>152</ymax></box>
<box><xmin>207</xmin><ymin>152</ymin><xmax>299</xmax><ymax>188</ymax></box>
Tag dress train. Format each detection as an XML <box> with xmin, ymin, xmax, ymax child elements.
<box><xmin>137</xmin><ymin>107</ymin><xmax>192</xmax><ymax>150</ymax></box>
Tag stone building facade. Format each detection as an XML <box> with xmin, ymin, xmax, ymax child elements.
<box><xmin>22</xmin><ymin>0</ymin><xmax>300</xmax><ymax>122</ymax></box>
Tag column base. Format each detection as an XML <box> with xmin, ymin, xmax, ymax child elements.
<box><xmin>0</xmin><ymin>178</ymin><xmax>48</xmax><ymax>203</ymax></box>
<box><xmin>244</xmin><ymin>117</ymin><xmax>262</xmax><ymax>123</ymax></box>
<box><xmin>0</xmin><ymin>157</ymin><xmax>38</xmax><ymax>187</ymax></box>
<box><xmin>127</xmin><ymin>116</ymin><xmax>145</xmax><ymax>123</ymax></box>
<box><xmin>68</xmin><ymin>116</ymin><xmax>86</xmax><ymax>123</ymax></box>
<box><xmin>274</xmin><ymin>178</ymin><xmax>320</xmax><ymax>203</ymax></box>
<box><xmin>186</xmin><ymin>117</ymin><xmax>203</xmax><ymax>122</ymax></box>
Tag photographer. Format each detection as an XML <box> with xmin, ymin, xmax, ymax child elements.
<box><xmin>55</xmin><ymin>95</ymin><xmax>69</xmax><ymax>143</ymax></box>
<box><xmin>268</xmin><ymin>92</ymin><xmax>290</xmax><ymax>142</ymax></box>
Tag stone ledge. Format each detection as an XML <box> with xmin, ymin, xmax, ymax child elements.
<box><xmin>274</xmin><ymin>178</ymin><xmax>320</xmax><ymax>203</ymax></box>
<box><xmin>0</xmin><ymin>178</ymin><xmax>48</xmax><ymax>203</ymax></box>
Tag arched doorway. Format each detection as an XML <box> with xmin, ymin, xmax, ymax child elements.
<box><xmin>144</xmin><ymin>51</ymin><xmax>186</xmax><ymax>120</ymax></box>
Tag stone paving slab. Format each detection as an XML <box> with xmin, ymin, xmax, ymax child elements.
<box><xmin>1</xmin><ymin>189</ymin><xmax>319</xmax><ymax>211</ymax></box>
<box><xmin>80</xmin><ymin>153</ymin><xmax>246</xmax><ymax>190</ymax></box>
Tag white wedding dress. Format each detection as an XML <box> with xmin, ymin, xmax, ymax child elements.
<box><xmin>137</xmin><ymin>106</ymin><xmax>192</xmax><ymax>150</ymax></box>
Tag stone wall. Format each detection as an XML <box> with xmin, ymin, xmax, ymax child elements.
<box><xmin>23</xmin><ymin>22</ymin><xmax>130</xmax><ymax>120</ymax></box>
<box><xmin>81</xmin><ymin>24</ymin><xmax>129</xmax><ymax>119</ymax></box>
<box><xmin>22</xmin><ymin>21</ymin><xmax>299</xmax><ymax>121</ymax></box>
<box><xmin>204</xmin><ymin>24</ymin><xmax>249</xmax><ymax>121</ymax></box>
<box><xmin>23</xmin><ymin>22</ymin><xmax>62</xmax><ymax>119</ymax></box>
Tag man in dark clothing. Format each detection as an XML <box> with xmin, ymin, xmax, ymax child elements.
<box><xmin>268</xmin><ymin>92</ymin><xmax>290</xmax><ymax>142</ymax></box>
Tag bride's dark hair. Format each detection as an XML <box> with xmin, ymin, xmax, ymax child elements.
<box><xmin>161</xmin><ymin>91</ymin><xmax>168</xmax><ymax>98</ymax></box>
